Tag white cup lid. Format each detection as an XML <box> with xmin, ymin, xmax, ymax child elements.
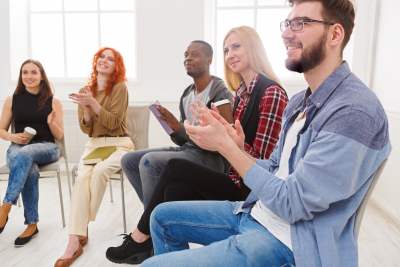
<box><xmin>24</xmin><ymin>127</ymin><xmax>37</xmax><ymax>135</ymax></box>
<box><xmin>213</xmin><ymin>99</ymin><xmax>231</xmax><ymax>106</ymax></box>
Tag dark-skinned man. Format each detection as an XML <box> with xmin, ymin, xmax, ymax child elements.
<box><xmin>108</xmin><ymin>40</ymin><xmax>233</xmax><ymax>264</ymax></box>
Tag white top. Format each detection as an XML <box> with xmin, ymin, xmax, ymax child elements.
<box><xmin>250</xmin><ymin>110</ymin><xmax>306</xmax><ymax>251</ymax></box>
<box><xmin>183</xmin><ymin>80</ymin><xmax>213</xmax><ymax>126</ymax></box>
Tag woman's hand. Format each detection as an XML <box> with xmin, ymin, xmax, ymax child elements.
<box><xmin>70</xmin><ymin>87</ymin><xmax>95</xmax><ymax>109</ymax></box>
<box><xmin>47</xmin><ymin>109</ymin><xmax>56</xmax><ymax>125</ymax></box>
<box><xmin>11</xmin><ymin>133</ymin><xmax>29</xmax><ymax>145</ymax></box>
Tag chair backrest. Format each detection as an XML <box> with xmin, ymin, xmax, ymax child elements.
<box><xmin>126</xmin><ymin>105</ymin><xmax>150</xmax><ymax>150</ymax></box>
<box><xmin>354</xmin><ymin>158</ymin><xmax>388</xmax><ymax>238</ymax></box>
<box><xmin>10</xmin><ymin>120</ymin><xmax>67</xmax><ymax>160</ymax></box>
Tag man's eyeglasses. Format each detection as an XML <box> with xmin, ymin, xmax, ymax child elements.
<box><xmin>280</xmin><ymin>18</ymin><xmax>334</xmax><ymax>32</ymax></box>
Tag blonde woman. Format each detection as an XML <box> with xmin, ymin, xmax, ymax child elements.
<box><xmin>106</xmin><ymin>26</ymin><xmax>288</xmax><ymax>264</ymax></box>
<box><xmin>55</xmin><ymin>47</ymin><xmax>134</xmax><ymax>267</ymax></box>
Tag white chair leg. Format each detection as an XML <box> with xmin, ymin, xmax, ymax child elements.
<box><xmin>18</xmin><ymin>195</ymin><xmax>21</xmax><ymax>207</ymax></box>
<box><xmin>65</xmin><ymin>161</ymin><xmax>72</xmax><ymax>199</ymax></box>
<box><xmin>109</xmin><ymin>180</ymin><xmax>114</xmax><ymax>202</ymax></box>
<box><xmin>57</xmin><ymin>169</ymin><xmax>66</xmax><ymax>227</ymax></box>
<box><xmin>120</xmin><ymin>173</ymin><xmax>126</xmax><ymax>233</ymax></box>
<box><xmin>72</xmin><ymin>170</ymin><xmax>75</xmax><ymax>185</ymax></box>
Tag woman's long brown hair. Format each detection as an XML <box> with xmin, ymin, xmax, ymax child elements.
<box><xmin>14</xmin><ymin>59</ymin><xmax>54</xmax><ymax>110</ymax></box>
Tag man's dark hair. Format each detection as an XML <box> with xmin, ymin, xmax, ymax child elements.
<box><xmin>287</xmin><ymin>0</ymin><xmax>356</xmax><ymax>55</ymax></box>
<box><xmin>191</xmin><ymin>40</ymin><xmax>213</xmax><ymax>58</ymax></box>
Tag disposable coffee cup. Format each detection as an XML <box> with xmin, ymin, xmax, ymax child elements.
<box><xmin>23</xmin><ymin>127</ymin><xmax>37</xmax><ymax>141</ymax></box>
<box><xmin>213</xmin><ymin>99</ymin><xmax>234</xmax><ymax>124</ymax></box>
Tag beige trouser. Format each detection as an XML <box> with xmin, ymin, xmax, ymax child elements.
<box><xmin>69</xmin><ymin>136</ymin><xmax>134</xmax><ymax>236</ymax></box>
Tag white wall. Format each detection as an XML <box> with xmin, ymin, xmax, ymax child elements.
<box><xmin>0</xmin><ymin>0</ymin><xmax>398</xmax><ymax>222</ymax></box>
<box><xmin>369</xmin><ymin>0</ymin><xmax>400</xmax><ymax>223</ymax></box>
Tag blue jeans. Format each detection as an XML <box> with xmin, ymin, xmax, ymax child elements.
<box><xmin>121</xmin><ymin>143</ymin><xmax>204</xmax><ymax>208</ymax></box>
<box><xmin>141</xmin><ymin>201</ymin><xmax>295</xmax><ymax>267</ymax></box>
<box><xmin>3</xmin><ymin>142</ymin><xmax>59</xmax><ymax>225</ymax></box>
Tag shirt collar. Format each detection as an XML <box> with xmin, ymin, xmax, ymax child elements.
<box><xmin>303</xmin><ymin>61</ymin><xmax>352</xmax><ymax>109</ymax></box>
<box><xmin>237</xmin><ymin>73</ymin><xmax>260</xmax><ymax>96</ymax></box>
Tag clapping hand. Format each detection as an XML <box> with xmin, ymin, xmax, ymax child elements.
<box><xmin>189</xmin><ymin>100</ymin><xmax>220</xmax><ymax>126</ymax></box>
<box><xmin>70</xmin><ymin>86</ymin><xmax>93</xmax><ymax>113</ymax></box>
<box><xmin>185</xmin><ymin>107</ymin><xmax>245</xmax><ymax>152</ymax></box>
<box><xmin>47</xmin><ymin>109</ymin><xmax>56</xmax><ymax>125</ymax></box>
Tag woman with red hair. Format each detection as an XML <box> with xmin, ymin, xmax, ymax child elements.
<box><xmin>55</xmin><ymin>47</ymin><xmax>134</xmax><ymax>267</ymax></box>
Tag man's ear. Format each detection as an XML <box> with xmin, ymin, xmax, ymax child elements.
<box><xmin>206</xmin><ymin>57</ymin><xmax>213</xmax><ymax>66</ymax></box>
<box><xmin>329</xmin><ymin>24</ymin><xmax>345</xmax><ymax>48</ymax></box>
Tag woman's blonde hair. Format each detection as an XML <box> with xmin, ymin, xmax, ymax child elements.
<box><xmin>223</xmin><ymin>26</ymin><xmax>283</xmax><ymax>92</ymax></box>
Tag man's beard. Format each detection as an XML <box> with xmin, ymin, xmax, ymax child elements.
<box><xmin>285</xmin><ymin>31</ymin><xmax>328</xmax><ymax>73</ymax></box>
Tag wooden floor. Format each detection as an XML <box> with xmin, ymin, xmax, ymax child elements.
<box><xmin>1</xmin><ymin>172</ymin><xmax>400</xmax><ymax>267</ymax></box>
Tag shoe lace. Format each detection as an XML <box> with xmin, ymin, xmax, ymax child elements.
<box><xmin>118</xmin><ymin>233</ymin><xmax>131</xmax><ymax>249</ymax></box>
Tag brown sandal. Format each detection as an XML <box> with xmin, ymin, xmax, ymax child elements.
<box><xmin>79</xmin><ymin>236</ymin><xmax>88</xmax><ymax>247</ymax></box>
<box><xmin>54</xmin><ymin>243</ymin><xmax>83</xmax><ymax>267</ymax></box>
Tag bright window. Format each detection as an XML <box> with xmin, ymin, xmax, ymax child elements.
<box><xmin>10</xmin><ymin>0</ymin><xmax>136</xmax><ymax>80</ymax></box>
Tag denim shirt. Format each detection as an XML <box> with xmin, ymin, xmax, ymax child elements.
<box><xmin>234</xmin><ymin>62</ymin><xmax>392</xmax><ymax>267</ymax></box>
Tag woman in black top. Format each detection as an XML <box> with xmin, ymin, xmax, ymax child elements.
<box><xmin>0</xmin><ymin>59</ymin><xmax>63</xmax><ymax>247</ymax></box>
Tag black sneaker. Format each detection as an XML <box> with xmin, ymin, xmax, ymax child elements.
<box><xmin>106</xmin><ymin>233</ymin><xmax>153</xmax><ymax>264</ymax></box>
<box><xmin>14</xmin><ymin>226</ymin><xmax>39</xmax><ymax>247</ymax></box>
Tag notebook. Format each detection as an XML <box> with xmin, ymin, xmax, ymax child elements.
<box><xmin>83</xmin><ymin>146</ymin><xmax>117</xmax><ymax>165</ymax></box>
<box><xmin>149</xmin><ymin>100</ymin><xmax>174</xmax><ymax>135</ymax></box>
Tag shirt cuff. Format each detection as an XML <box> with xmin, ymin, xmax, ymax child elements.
<box><xmin>243</xmin><ymin>163</ymin><xmax>273</xmax><ymax>196</ymax></box>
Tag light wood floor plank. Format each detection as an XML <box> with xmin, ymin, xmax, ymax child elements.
<box><xmin>1</xmin><ymin>172</ymin><xmax>400</xmax><ymax>266</ymax></box>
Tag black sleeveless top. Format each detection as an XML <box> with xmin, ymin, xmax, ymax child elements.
<box><xmin>12</xmin><ymin>90</ymin><xmax>55</xmax><ymax>143</ymax></box>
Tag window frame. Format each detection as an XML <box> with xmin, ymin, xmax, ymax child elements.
<box><xmin>212</xmin><ymin>0</ymin><xmax>307</xmax><ymax>86</ymax></box>
<box><xmin>12</xmin><ymin>0</ymin><xmax>138</xmax><ymax>84</ymax></box>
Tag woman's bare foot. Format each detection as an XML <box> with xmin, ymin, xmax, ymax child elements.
<box><xmin>61</xmin><ymin>235</ymin><xmax>81</xmax><ymax>259</ymax></box>
<box><xmin>19</xmin><ymin>224</ymin><xmax>37</xmax><ymax>237</ymax></box>
<box><xmin>131</xmin><ymin>227</ymin><xmax>150</xmax><ymax>243</ymax></box>
<box><xmin>0</xmin><ymin>203</ymin><xmax>12</xmax><ymax>227</ymax></box>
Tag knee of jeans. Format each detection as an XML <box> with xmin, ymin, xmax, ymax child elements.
<box><xmin>139</xmin><ymin>153</ymin><xmax>164</xmax><ymax>171</ymax></box>
<box><xmin>121</xmin><ymin>152</ymin><xmax>134</xmax><ymax>171</ymax></box>
<box><xmin>28</xmin><ymin>163</ymin><xmax>40</xmax><ymax>177</ymax></box>
<box><xmin>150</xmin><ymin>202</ymin><xmax>170</xmax><ymax>231</ymax></box>
<box><xmin>16</xmin><ymin>146</ymin><xmax>34</xmax><ymax>160</ymax></box>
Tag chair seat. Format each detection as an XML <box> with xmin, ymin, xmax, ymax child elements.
<box><xmin>38</xmin><ymin>157</ymin><xmax>64</xmax><ymax>172</ymax></box>
<box><xmin>0</xmin><ymin>156</ymin><xmax>65</xmax><ymax>174</ymax></box>
<box><xmin>0</xmin><ymin>165</ymin><xmax>10</xmax><ymax>175</ymax></box>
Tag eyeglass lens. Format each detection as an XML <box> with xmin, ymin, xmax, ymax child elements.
<box><xmin>280</xmin><ymin>19</ymin><xmax>304</xmax><ymax>32</ymax></box>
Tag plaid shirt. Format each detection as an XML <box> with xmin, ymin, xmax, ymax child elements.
<box><xmin>229</xmin><ymin>73</ymin><xmax>288</xmax><ymax>188</ymax></box>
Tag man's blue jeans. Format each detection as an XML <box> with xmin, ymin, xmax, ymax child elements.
<box><xmin>141</xmin><ymin>201</ymin><xmax>295</xmax><ymax>267</ymax></box>
<box><xmin>3</xmin><ymin>142</ymin><xmax>59</xmax><ymax>225</ymax></box>
<box><xmin>121</xmin><ymin>143</ymin><xmax>204</xmax><ymax>208</ymax></box>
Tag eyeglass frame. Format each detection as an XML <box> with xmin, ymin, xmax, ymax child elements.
<box><xmin>280</xmin><ymin>18</ymin><xmax>334</xmax><ymax>33</ymax></box>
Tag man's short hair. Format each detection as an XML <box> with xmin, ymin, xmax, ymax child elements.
<box><xmin>191</xmin><ymin>40</ymin><xmax>213</xmax><ymax>58</ymax></box>
<box><xmin>287</xmin><ymin>0</ymin><xmax>356</xmax><ymax>53</ymax></box>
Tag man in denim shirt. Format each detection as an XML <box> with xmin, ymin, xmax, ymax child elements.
<box><xmin>140</xmin><ymin>1</ymin><xmax>392</xmax><ymax>267</ymax></box>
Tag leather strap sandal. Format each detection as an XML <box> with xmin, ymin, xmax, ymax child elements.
<box><xmin>54</xmin><ymin>243</ymin><xmax>83</xmax><ymax>267</ymax></box>
<box><xmin>79</xmin><ymin>236</ymin><xmax>88</xmax><ymax>247</ymax></box>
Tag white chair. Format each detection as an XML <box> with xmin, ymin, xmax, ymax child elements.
<box><xmin>72</xmin><ymin>105</ymin><xmax>150</xmax><ymax>232</ymax></box>
<box><xmin>0</xmin><ymin>122</ymin><xmax>72</xmax><ymax>227</ymax></box>
<box><xmin>354</xmin><ymin>158</ymin><xmax>388</xmax><ymax>238</ymax></box>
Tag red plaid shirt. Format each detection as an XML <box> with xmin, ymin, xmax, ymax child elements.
<box><xmin>229</xmin><ymin>73</ymin><xmax>288</xmax><ymax>188</ymax></box>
